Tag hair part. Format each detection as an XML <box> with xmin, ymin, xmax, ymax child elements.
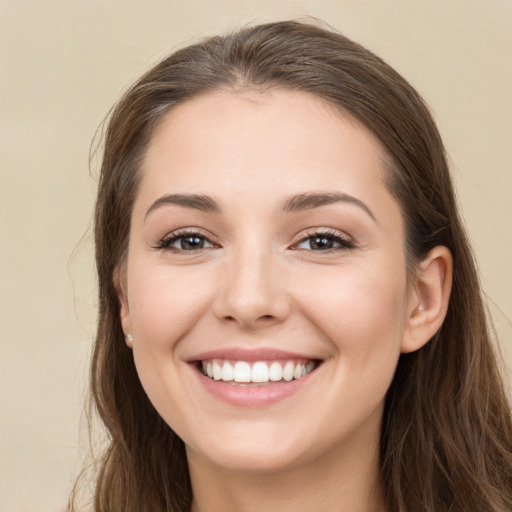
<box><xmin>69</xmin><ymin>20</ymin><xmax>512</xmax><ymax>512</ymax></box>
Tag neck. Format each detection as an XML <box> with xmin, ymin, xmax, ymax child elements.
<box><xmin>187</xmin><ymin>421</ymin><xmax>387</xmax><ymax>512</ymax></box>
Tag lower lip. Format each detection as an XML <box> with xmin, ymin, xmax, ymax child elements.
<box><xmin>194</xmin><ymin>367</ymin><xmax>315</xmax><ymax>407</ymax></box>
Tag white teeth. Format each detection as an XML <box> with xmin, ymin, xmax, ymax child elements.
<box><xmin>269</xmin><ymin>361</ymin><xmax>283</xmax><ymax>381</ymax></box>
<box><xmin>202</xmin><ymin>359</ymin><xmax>317</xmax><ymax>384</ymax></box>
<box><xmin>221</xmin><ymin>361</ymin><xmax>234</xmax><ymax>381</ymax></box>
<box><xmin>233</xmin><ymin>361</ymin><xmax>251</xmax><ymax>383</ymax></box>
<box><xmin>212</xmin><ymin>360</ymin><xmax>222</xmax><ymax>380</ymax></box>
<box><xmin>251</xmin><ymin>362</ymin><xmax>269</xmax><ymax>383</ymax></box>
<box><xmin>283</xmin><ymin>361</ymin><xmax>294</xmax><ymax>381</ymax></box>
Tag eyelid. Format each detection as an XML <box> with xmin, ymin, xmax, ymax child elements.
<box><xmin>291</xmin><ymin>228</ymin><xmax>355</xmax><ymax>250</ymax></box>
<box><xmin>154</xmin><ymin>228</ymin><xmax>219</xmax><ymax>251</ymax></box>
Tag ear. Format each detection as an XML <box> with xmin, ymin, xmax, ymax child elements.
<box><xmin>401</xmin><ymin>246</ymin><xmax>453</xmax><ymax>354</ymax></box>
<box><xmin>114</xmin><ymin>268</ymin><xmax>134</xmax><ymax>349</ymax></box>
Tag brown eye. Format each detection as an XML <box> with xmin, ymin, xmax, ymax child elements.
<box><xmin>157</xmin><ymin>232</ymin><xmax>216</xmax><ymax>251</ymax></box>
<box><xmin>308</xmin><ymin>235</ymin><xmax>337</xmax><ymax>250</ymax></box>
<box><xmin>295</xmin><ymin>231</ymin><xmax>354</xmax><ymax>251</ymax></box>
<box><xmin>178</xmin><ymin>236</ymin><xmax>207</xmax><ymax>250</ymax></box>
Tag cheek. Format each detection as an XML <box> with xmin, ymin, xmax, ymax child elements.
<box><xmin>297</xmin><ymin>262</ymin><xmax>408</xmax><ymax>358</ymax></box>
<box><xmin>125</xmin><ymin>264</ymin><xmax>215</xmax><ymax>433</ymax></box>
<box><xmin>127</xmin><ymin>263</ymin><xmax>214</xmax><ymax>352</ymax></box>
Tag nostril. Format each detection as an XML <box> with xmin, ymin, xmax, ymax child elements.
<box><xmin>224</xmin><ymin>314</ymin><xmax>274</xmax><ymax>322</ymax></box>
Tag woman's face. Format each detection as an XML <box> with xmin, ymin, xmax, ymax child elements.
<box><xmin>119</xmin><ymin>89</ymin><xmax>417</xmax><ymax>474</ymax></box>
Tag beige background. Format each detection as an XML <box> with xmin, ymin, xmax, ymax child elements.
<box><xmin>1</xmin><ymin>1</ymin><xmax>511</xmax><ymax>511</ymax></box>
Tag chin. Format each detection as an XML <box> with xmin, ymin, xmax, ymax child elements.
<box><xmin>185</xmin><ymin>431</ymin><xmax>311</xmax><ymax>475</ymax></box>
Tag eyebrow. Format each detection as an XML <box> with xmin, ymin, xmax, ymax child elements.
<box><xmin>282</xmin><ymin>191</ymin><xmax>376</xmax><ymax>221</ymax></box>
<box><xmin>145</xmin><ymin>191</ymin><xmax>375</xmax><ymax>221</ymax></box>
<box><xmin>145</xmin><ymin>194</ymin><xmax>222</xmax><ymax>219</ymax></box>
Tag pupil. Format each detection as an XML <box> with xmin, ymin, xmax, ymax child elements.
<box><xmin>311</xmin><ymin>236</ymin><xmax>333</xmax><ymax>250</ymax></box>
<box><xmin>181</xmin><ymin>236</ymin><xmax>203</xmax><ymax>250</ymax></box>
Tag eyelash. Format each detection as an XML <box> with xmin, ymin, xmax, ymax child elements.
<box><xmin>154</xmin><ymin>228</ymin><xmax>355</xmax><ymax>253</ymax></box>
<box><xmin>154</xmin><ymin>230</ymin><xmax>218</xmax><ymax>251</ymax></box>
<box><xmin>294</xmin><ymin>229</ymin><xmax>355</xmax><ymax>252</ymax></box>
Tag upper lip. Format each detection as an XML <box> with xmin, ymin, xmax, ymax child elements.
<box><xmin>187</xmin><ymin>347</ymin><xmax>321</xmax><ymax>362</ymax></box>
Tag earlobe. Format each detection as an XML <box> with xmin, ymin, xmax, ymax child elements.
<box><xmin>114</xmin><ymin>269</ymin><xmax>134</xmax><ymax>348</ymax></box>
<box><xmin>401</xmin><ymin>246</ymin><xmax>453</xmax><ymax>354</ymax></box>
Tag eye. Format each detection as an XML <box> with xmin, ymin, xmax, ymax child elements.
<box><xmin>156</xmin><ymin>231</ymin><xmax>217</xmax><ymax>251</ymax></box>
<box><xmin>294</xmin><ymin>230</ymin><xmax>354</xmax><ymax>251</ymax></box>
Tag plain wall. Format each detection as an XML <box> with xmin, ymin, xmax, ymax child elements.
<box><xmin>1</xmin><ymin>1</ymin><xmax>511</xmax><ymax>510</ymax></box>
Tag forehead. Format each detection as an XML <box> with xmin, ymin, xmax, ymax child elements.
<box><xmin>138</xmin><ymin>89</ymin><xmax>394</xmax><ymax>215</ymax></box>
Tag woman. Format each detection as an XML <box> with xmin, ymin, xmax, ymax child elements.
<box><xmin>71</xmin><ymin>20</ymin><xmax>512</xmax><ymax>511</ymax></box>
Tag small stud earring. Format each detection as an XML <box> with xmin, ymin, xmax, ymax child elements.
<box><xmin>125</xmin><ymin>334</ymin><xmax>134</xmax><ymax>342</ymax></box>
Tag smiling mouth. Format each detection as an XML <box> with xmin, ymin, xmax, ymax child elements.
<box><xmin>198</xmin><ymin>359</ymin><xmax>321</xmax><ymax>385</ymax></box>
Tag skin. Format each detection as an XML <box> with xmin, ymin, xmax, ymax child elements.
<box><xmin>117</xmin><ymin>89</ymin><xmax>452</xmax><ymax>512</ymax></box>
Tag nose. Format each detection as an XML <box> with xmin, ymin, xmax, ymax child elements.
<box><xmin>212</xmin><ymin>243</ymin><xmax>291</xmax><ymax>330</ymax></box>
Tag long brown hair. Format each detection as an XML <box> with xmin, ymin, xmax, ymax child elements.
<box><xmin>69</xmin><ymin>20</ymin><xmax>512</xmax><ymax>511</ymax></box>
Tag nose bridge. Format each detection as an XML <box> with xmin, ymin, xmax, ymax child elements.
<box><xmin>214</xmin><ymin>235</ymin><xmax>289</xmax><ymax>328</ymax></box>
